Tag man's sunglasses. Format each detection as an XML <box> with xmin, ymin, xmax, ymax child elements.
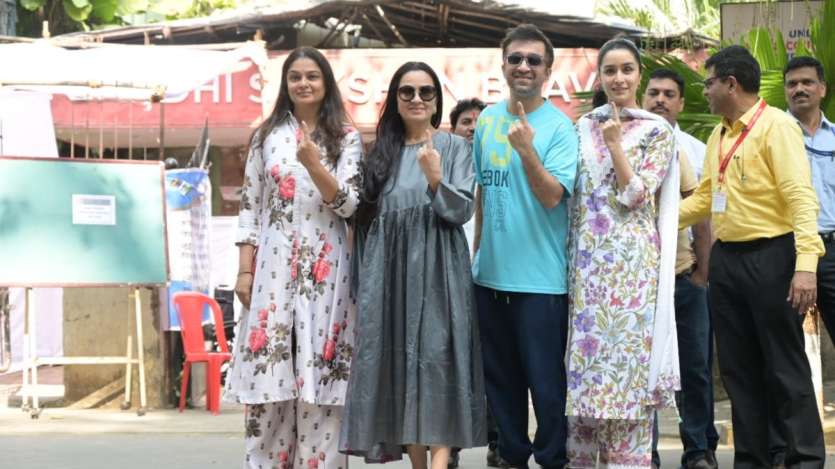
<box><xmin>505</xmin><ymin>52</ymin><xmax>545</xmax><ymax>67</ymax></box>
<box><xmin>397</xmin><ymin>85</ymin><xmax>437</xmax><ymax>102</ymax></box>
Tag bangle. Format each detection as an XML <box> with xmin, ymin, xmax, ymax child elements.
<box><xmin>238</xmin><ymin>271</ymin><xmax>253</xmax><ymax>276</ymax></box>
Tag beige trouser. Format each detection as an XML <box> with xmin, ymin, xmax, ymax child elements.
<box><xmin>244</xmin><ymin>400</ymin><xmax>345</xmax><ymax>469</ymax></box>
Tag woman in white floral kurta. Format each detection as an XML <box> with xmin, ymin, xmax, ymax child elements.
<box><xmin>565</xmin><ymin>39</ymin><xmax>679</xmax><ymax>469</ymax></box>
<box><xmin>224</xmin><ymin>47</ymin><xmax>362</xmax><ymax>469</ymax></box>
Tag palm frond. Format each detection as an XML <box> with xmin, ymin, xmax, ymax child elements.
<box><xmin>677</xmin><ymin>113</ymin><xmax>721</xmax><ymax>142</ymax></box>
<box><xmin>742</xmin><ymin>27</ymin><xmax>788</xmax><ymax>72</ymax></box>
<box><xmin>758</xmin><ymin>70</ymin><xmax>788</xmax><ymax>111</ymax></box>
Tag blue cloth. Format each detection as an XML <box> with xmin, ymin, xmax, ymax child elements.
<box><xmin>476</xmin><ymin>286</ymin><xmax>569</xmax><ymax>468</ymax></box>
<box><xmin>165</xmin><ymin>168</ymin><xmax>209</xmax><ymax>210</ymax></box>
<box><xmin>795</xmin><ymin>112</ymin><xmax>835</xmax><ymax>232</ymax></box>
<box><xmin>472</xmin><ymin>100</ymin><xmax>578</xmax><ymax>294</ymax></box>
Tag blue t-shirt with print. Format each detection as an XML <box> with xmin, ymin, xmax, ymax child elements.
<box><xmin>472</xmin><ymin>100</ymin><xmax>578</xmax><ymax>294</ymax></box>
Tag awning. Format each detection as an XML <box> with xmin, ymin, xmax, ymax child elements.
<box><xmin>0</xmin><ymin>40</ymin><xmax>268</xmax><ymax>102</ymax></box>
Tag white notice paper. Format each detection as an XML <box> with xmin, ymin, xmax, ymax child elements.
<box><xmin>72</xmin><ymin>194</ymin><xmax>116</xmax><ymax>225</ymax></box>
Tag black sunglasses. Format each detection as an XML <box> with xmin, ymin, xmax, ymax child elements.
<box><xmin>397</xmin><ymin>85</ymin><xmax>437</xmax><ymax>102</ymax></box>
<box><xmin>505</xmin><ymin>52</ymin><xmax>544</xmax><ymax>67</ymax></box>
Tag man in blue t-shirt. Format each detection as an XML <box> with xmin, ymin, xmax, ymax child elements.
<box><xmin>472</xmin><ymin>23</ymin><xmax>578</xmax><ymax>469</ymax></box>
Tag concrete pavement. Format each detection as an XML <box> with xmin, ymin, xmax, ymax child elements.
<box><xmin>0</xmin><ymin>435</ymin><xmax>740</xmax><ymax>469</ymax></box>
<box><xmin>1</xmin><ymin>405</ymin><xmax>834</xmax><ymax>468</ymax></box>
<box><xmin>4</xmin><ymin>367</ymin><xmax>835</xmax><ymax>467</ymax></box>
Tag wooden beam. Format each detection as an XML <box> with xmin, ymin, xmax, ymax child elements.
<box><xmin>375</xmin><ymin>5</ymin><xmax>409</xmax><ymax>46</ymax></box>
<box><xmin>448</xmin><ymin>15</ymin><xmax>509</xmax><ymax>34</ymax></box>
<box><xmin>444</xmin><ymin>6</ymin><xmax>522</xmax><ymax>25</ymax></box>
<box><xmin>440</xmin><ymin>4</ymin><xmax>449</xmax><ymax>40</ymax></box>
<box><xmin>384</xmin><ymin>1</ymin><xmax>436</xmax><ymax>16</ymax></box>
<box><xmin>360</xmin><ymin>11</ymin><xmax>392</xmax><ymax>46</ymax></box>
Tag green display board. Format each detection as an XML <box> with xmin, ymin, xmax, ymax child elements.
<box><xmin>0</xmin><ymin>157</ymin><xmax>169</xmax><ymax>286</ymax></box>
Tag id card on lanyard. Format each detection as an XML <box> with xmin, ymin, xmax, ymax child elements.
<box><xmin>712</xmin><ymin>100</ymin><xmax>768</xmax><ymax>213</ymax></box>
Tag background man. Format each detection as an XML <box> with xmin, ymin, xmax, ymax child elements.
<box><xmin>784</xmin><ymin>56</ymin><xmax>835</xmax><ymax>345</ymax></box>
<box><xmin>642</xmin><ymin>68</ymin><xmax>718</xmax><ymax>469</ymax></box>
<box><xmin>450</xmin><ymin>97</ymin><xmax>486</xmax><ymax>143</ymax></box>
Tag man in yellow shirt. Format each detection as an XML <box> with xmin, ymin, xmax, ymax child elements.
<box><xmin>679</xmin><ymin>45</ymin><xmax>825</xmax><ymax>468</ymax></box>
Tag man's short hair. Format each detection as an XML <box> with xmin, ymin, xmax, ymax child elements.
<box><xmin>784</xmin><ymin>56</ymin><xmax>825</xmax><ymax>82</ymax></box>
<box><xmin>648</xmin><ymin>68</ymin><xmax>685</xmax><ymax>97</ymax></box>
<box><xmin>704</xmin><ymin>45</ymin><xmax>761</xmax><ymax>93</ymax></box>
<box><xmin>500</xmin><ymin>24</ymin><xmax>554</xmax><ymax>68</ymax></box>
<box><xmin>449</xmin><ymin>98</ymin><xmax>486</xmax><ymax>129</ymax></box>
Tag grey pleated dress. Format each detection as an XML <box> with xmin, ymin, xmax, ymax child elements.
<box><xmin>339</xmin><ymin>131</ymin><xmax>487</xmax><ymax>462</ymax></box>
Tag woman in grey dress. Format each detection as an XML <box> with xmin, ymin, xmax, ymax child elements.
<box><xmin>339</xmin><ymin>62</ymin><xmax>486</xmax><ymax>469</ymax></box>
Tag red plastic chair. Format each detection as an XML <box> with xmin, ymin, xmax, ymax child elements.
<box><xmin>172</xmin><ymin>292</ymin><xmax>232</xmax><ymax>415</ymax></box>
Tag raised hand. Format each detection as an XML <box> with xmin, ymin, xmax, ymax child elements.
<box><xmin>297</xmin><ymin>120</ymin><xmax>323</xmax><ymax>170</ymax></box>
<box><xmin>507</xmin><ymin>101</ymin><xmax>536</xmax><ymax>154</ymax></box>
<box><xmin>601</xmin><ymin>101</ymin><xmax>623</xmax><ymax>150</ymax></box>
<box><xmin>416</xmin><ymin>129</ymin><xmax>442</xmax><ymax>191</ymax></box>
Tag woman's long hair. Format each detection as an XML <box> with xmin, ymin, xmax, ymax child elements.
<box><xmin>250</xmin><ymin>46</ymin><xmax>347</xmax><ymax>167</ymax></box>
<box><xmin>355</xmin><ymin>61</ymin><xmax>443</xmax><ymax>224</ymax></box>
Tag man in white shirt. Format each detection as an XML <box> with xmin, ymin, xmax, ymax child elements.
<box><xmin>643</xmin><ymin>68</ymin><xmax>718</xmax><ymax>469</ymax></box>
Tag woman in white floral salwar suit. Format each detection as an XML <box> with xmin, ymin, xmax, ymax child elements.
<box><xmin>566</xmin><ymin>38</ymin><xmax>680</xmax><ymax>469</ymax></box>
<box><xmin>224</xmin><ymin>46</ymin><xmax>363</xmax><ymax>469</ymax></box>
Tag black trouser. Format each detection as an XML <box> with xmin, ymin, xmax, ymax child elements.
<box><xmin>476</xmin><ymin>286</ymin><xmax>568</xmax><ymax>468</ymax></box>
<box><xmin>816</xmin><ymin>236</ymin><xmax>835</xmax><ymax>347</ymax></box>
<box><xmin>769</xmin><ymin>235</ymin><xmax>835</xmax><ymax>465</ymax></box>
<box><xmin>710</xmin><ymin>233</ymin><xmax>825</xmax><ymax>469</ymax></box>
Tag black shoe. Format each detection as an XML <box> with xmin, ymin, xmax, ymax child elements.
<box><xmin>497</xmin><ymin>456</ymin><xmax>528</xmax><ymax>469</ymax></box>
<box><xmin>448</xmin><ymin>449</ymin><xmax>460</xmax><ymax>469</ymax></box>
<box><xmin>486</xmin><ymin>447</ymin><xmax>501</xmax><ymax>468</ymax></box>
<box><xmin>705</xmin><ymin>450</ymin><xmax>717</xmax><ymax>469</ymax></box>
<box><xmin>771</xmin><ymin>451</ymin><xmax>786</xmax><ymax>469</ymax></box>
<box><xmin>683</xmin><ymin>455</ymin><xmax>715</xmax><ymax>469</ymax></box>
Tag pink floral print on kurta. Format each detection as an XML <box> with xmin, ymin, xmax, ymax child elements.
<box><xmin>225</xmin><ymin>115</ymin><xmax>363</xmax><ymax>406</ymax></box>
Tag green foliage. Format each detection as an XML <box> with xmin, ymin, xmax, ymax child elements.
<box><xmin>19</xmin><ymin>0</ymin><xmax>45</xmax><ymax>9</ymax></box>
<box><xmin>116</xmin><ymin>0</ymin><xmax>149</xmax><ymax>16</ymax></box>
<box><xmin>91</xmin><ymin>0</ymin><xmax>119</xmax><ymax>23</ymax></box>
<box><xmin>603</xmin><ymin>0</ymin><xmax>657</xmax><ymax>30</ymax></box>
<box><xmin>16</xmin><ymin>0</ymin><xmax>246</xmax><ymax>36</ymax></box>
<box><xmin>742</xmin><ymin>27</ymin><xmax>787</xmax><ymax>71</ymax></box>
<box><xmin>62</xmin><ymin>0</ymin><xmax>93</xmax><ymax>22</ymax></box>
<box><xmin>597</xmin><ymin>0</ymin><xmax>724</xmax><ymax>39</ymax></box>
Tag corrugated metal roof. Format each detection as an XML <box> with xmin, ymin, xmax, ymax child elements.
<box><xmin>55</xmin><ymin>0</ymin><xmax>648</xmax><ymax>49</ymax></box>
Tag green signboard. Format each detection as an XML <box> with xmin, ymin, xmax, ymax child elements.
<box><xmin>0</xmin><ymin>157</ymin><xmax>169</xmax><ymax>286</ymax></box>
